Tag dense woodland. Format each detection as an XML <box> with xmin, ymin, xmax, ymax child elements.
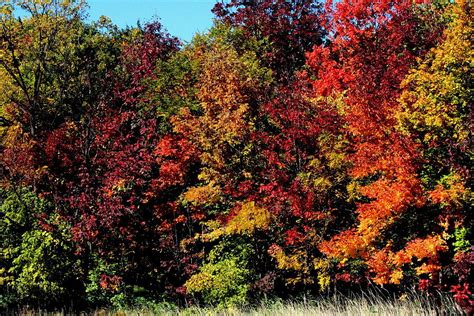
<box><xmin>0</xmin><ymin>0</ymin><xmax>472</xmax><ymax>313</ymax></box>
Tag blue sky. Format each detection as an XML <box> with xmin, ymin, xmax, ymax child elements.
<box><xmin>86</xmin><ymin>0</ymin><xmax>217</xmax><ymax>42</ymax></box>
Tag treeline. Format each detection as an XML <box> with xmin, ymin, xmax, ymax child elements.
<box><xmin>0</xmin><ymin>0</ymin><xmax>472</xmax><ymax>312</ymax></box>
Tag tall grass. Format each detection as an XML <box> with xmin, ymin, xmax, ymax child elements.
<box><xmin>16</xmin><ymin>290</ymin><xmax>464</xmax><ymax>315</ymax></box>
<box><xmin>108</xmin><ymin>290</ymin><xmax>464</xmax><ymax>316</ymax></box>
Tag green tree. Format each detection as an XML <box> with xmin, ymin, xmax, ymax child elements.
<box><xmin>0</xmin><ymin>188</ymin><xmax>80</xmax><ymax>308</ymax></box>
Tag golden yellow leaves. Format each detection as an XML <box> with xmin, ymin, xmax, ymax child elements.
<box><xmin>0</xmin><ymin>3</ymin><xmax>13</xmax><ymax>17</ymax></box>
<box><xmin>269</xmin><ymin>245</ymin><xmax>305</xmax><ymax>272</ymax></box>
<box><xmin>268</xmin><ymin>245</ymin><xmax>332</xmax><ymax>289</ymax></box>
<box><xmin>185</xmin><ymin>269</ymin><xmax>213</xmax><ymax>295</ymax></box>
<box><xmin>397</xmin><ymin>0</ymin><xmax>473</xmax><ymax>146</ymax></box>
<box><xmin>183</xmin><ymin>182</ymin><xmax>221</xmax><ymax>206</ymax></box>
<box><xmin>200</xmin><ymin>201</ymin><xmax>272</xmax><ymax>242</ymax></box>
<box><xmin>172</xmin><ymin>28</ymin><xmax>271</xmax><ymax>202</ymax></box>
<box><xmin>313</xmin><ymin>259</ymin><xmax>331</xmax><ymax>291</ymax></box>
<box><xmin>268</xmin><ymin>245</ymin><xmax>310</xmax><ymax>286</ymax></box>
<box><xmin>225</xmin><ymin>201</ymin><xmax>271</xmax><ymax>235</ymax></box>
<box><xmin>0</xmin><ymin>268</ymin><xmax>13</xmax><ymax>286</ymax></box>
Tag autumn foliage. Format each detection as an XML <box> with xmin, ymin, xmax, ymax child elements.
<box><xmin>0</xmin><ymin>0</ymin><xmax>472</xmax><ymax>312</ymax></box>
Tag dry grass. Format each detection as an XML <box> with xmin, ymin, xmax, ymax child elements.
<box><xmin>16</xmin><ymin>291</ymin><xmax>464</xmax><ymax>316</ymax></box>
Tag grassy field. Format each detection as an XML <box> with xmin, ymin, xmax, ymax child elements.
<box><xmin>18</xmin><ymin>291</ymin><xmax>464</xmax><ymax>315</ymax></box>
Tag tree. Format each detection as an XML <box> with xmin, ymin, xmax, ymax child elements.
<box><xmin>307</xmin><ymin>0</ymin><xmax>447</xmax><ymax>284</ymax></box>
<box><xmin>396</xmin><ymin>0</ymin><xmax>472</xmax><ymax>303</ymax></box>
<box><xmin>0</xmin><ymin>188</ymin><xmax>81</xmax><ymax>308</ymax></box>
<box><xmin>213</xmin><ymin>0</ymin><xmax>325</xmax><ymax>81</ymax></box>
